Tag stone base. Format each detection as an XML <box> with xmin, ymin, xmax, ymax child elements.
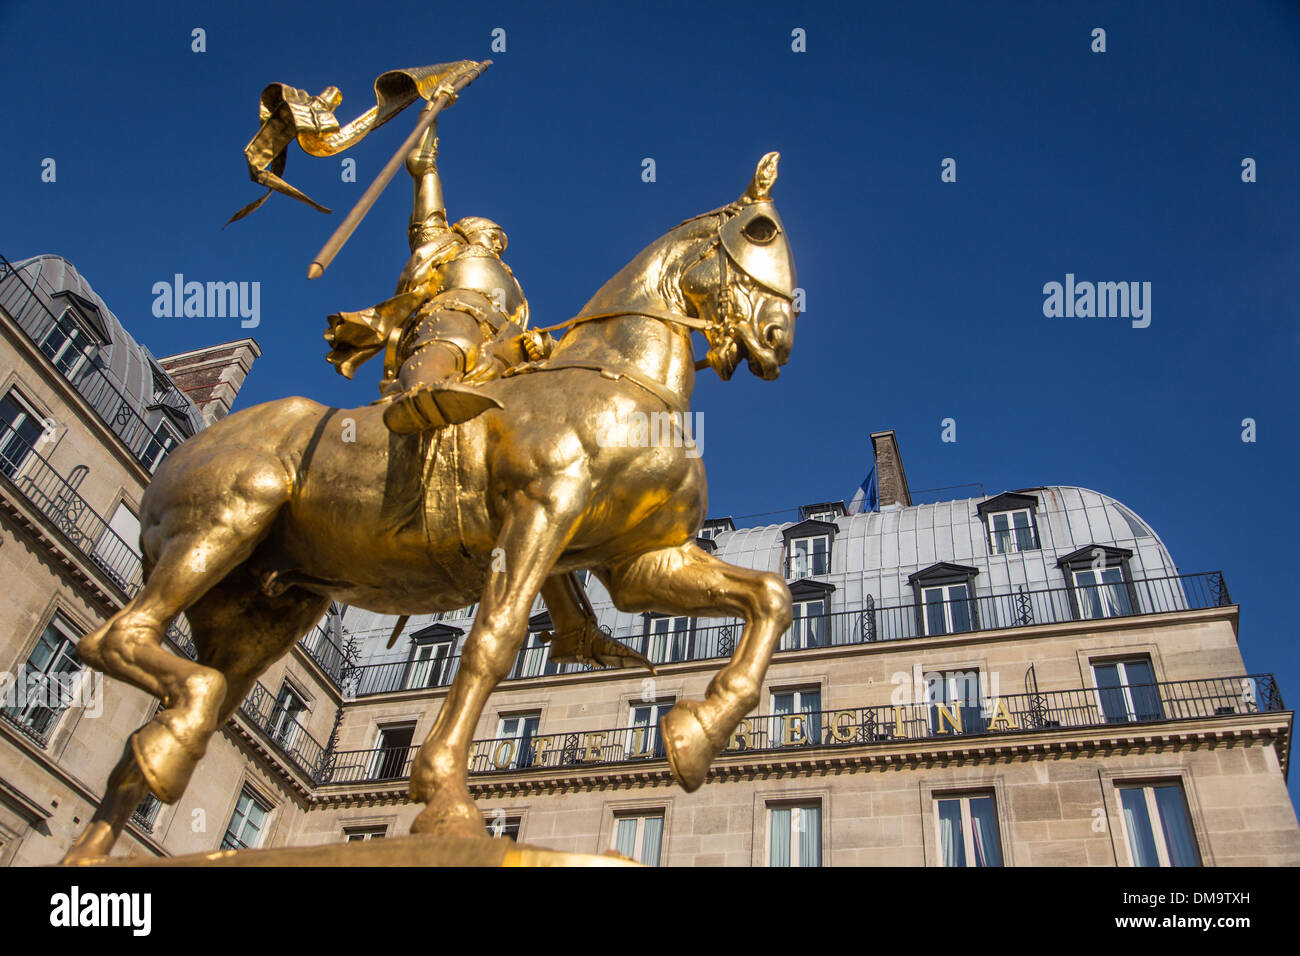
<box><xmin>63</xmin><ymin>834</ymin><xmax>640</xmax><ymax>867</ymax></box>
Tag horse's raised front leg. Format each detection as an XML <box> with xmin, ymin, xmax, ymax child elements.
<box><xmin>602</xmin><ymin>542</ymin><xmax>793</xmax><ymax>791</ymax></box>
<box><xmin>408</xmin><ymin>476</ymin><xmax>588</xmax><ymax>838</ymax></box>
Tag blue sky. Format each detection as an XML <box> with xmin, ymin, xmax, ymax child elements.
<box><xmin>2</xmin><ymin>2</ymin><xmax>1298</xmax><ymax>794</ymax></box>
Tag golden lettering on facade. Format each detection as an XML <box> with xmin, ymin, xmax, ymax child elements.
<box><xmin>492</xmin><ymin>739</ymin><xmax>516</xmax><ymax>769</ymax></box>
<box><xmin>583</xmin><ymin>732</ymin><xmax>608</xmax><ymax>763</ymax></box>
<box><xmin>933</xmin><ymin>702</ymin><xmax>963</xmax><ymax>735</ymax></box>
<box><xmin>783</xmin><ymin>714</ymin><xmax>809</xmax><ymax>746</ymax></box>
<box><xmin>829</xmin><ymin>711</ymin><xmax>857</xmax><ymax>743</ymax></box>
<box><xmin>986</xmin><ymin>697</ymin><xmax>1019</xmax><ymax>731</ymax></box>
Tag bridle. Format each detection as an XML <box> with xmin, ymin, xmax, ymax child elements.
<box><xmin>506</xmin><ymin>215</ymin><xmax>779</xmax><ymax>412</ymax></box>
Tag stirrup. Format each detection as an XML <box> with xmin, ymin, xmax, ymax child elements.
<box><xmin>380</xmin><ymin>382</ymin><xmax>504</xmax><ymax>434</ymax></box>
<box><xmin>540</xmin><ymin>620</ymin><xmax>656</xmax><ymax>674</ymax></box>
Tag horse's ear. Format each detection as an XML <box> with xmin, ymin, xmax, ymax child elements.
<box><xmin>745</xmin><ymin>152</ymin><xmax>780</xmax><ymax>201</ymax></box>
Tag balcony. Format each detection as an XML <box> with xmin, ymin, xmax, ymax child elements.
<box><xmin>345</xmin><ymin>570</ymin><xmax>1234</xmax><ymax>698</ymax></box>
<box><xmin>0</xmin><ymin>421</ymin><xmax>196</xmax><ymax>658</ymax></box>
<box><xmin>317</xmin><ymin>674</ymin><xmax>1284</xmax><ymax>786</ymax></box>
<box><xmin>0</xmin><ymin>253</ymin><xmax>189</xmax><ymax>475</ymax></box>
<box><xmin>237</xmin><ymin>681</ymin><xmax>329</xmax><ymax>782</ymax></box>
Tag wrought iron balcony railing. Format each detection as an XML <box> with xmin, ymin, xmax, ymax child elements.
<box><xmin>237</xmin><ymin>681</ymin><xmax>329</xmax><ymax>781</ymax></box>
<box><xmin>296</xmin><ymin>621</ymin><xmax>349</xmax><ymax>690</ymax></box>
<box><xmin>345</xmin><ymin>570</ymin><xmax>1234</xmax><ymax>698</ymax></box>
<box><xmin>0</xmin><ymin>420</ymin><xmax>196</xmax><ymax>659</ymax></box>
<box><xmin>317</xmin><ymin>674</ymin><xmax>1283</xmax><ymax>786</ymax></box>
<box><xmin>0</xmin><ymin>253</ymin><xmax>190</xmax><ymax>474</ymax></box>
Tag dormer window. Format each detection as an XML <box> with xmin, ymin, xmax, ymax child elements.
<box><xmin>976</xmin><ymin>492</ymin><xmax>1042</xmax><ymax>556</ymax></box>
<box><xmin>781</xmin><ymin>518</ymin><xmax>837</xmax><ymax>579</ymax></box>
<box><xmin>1057</xmin><ymin>546</ymin><xmax>1137</xmax><ymax>620</ymax></box>
<box><xmin>798</xmin><ymin>501</ymin><xmax>846</xmax><ymax>523</ymax></box>
<box><xmin>908</xmin><ymin>563</ymin><xmax>981</xmax><ymax>636</ymax></box>
<box><xmin>698</xmin><ymin>517</ymin><xmax>735</xmax><ymax>540</ymax></box>
<box><xmin>38</xmin><ymin>306</ymin><xmax>99</xmax><ymax>380</ymax></box>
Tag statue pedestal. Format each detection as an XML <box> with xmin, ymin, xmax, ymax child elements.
<box><xmin>64</xmin><ymin>833</ymin><xmax>640</xmax><ymax>867</ymax></box>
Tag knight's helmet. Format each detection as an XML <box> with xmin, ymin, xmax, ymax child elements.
<box><xmin>718</xmin><ymin>152</ymin><xmax>797</xmax><ymax>300</ymax></box>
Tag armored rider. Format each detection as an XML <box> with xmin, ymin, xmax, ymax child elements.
<box><xmin>323</xmin><ymin>118</ymin><xmax>552</xmax><ymax>434</ymax></box>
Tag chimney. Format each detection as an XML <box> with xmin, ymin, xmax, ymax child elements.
<box><xmin>870</xmin><ymin>430</ymin><xmax>911</xmax><ymax>508</ymax></box>
<box><xmin>158</xmin><ymin>338</ymin><xmax>261</xmax><ymax>426</ymax></box>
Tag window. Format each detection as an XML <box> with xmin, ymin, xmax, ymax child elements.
<box><xmin>1072</xmin><ymin>566</ymin><xmax>1134</xmax><ymax>619</ymax></box>
<box><xmin>783</xmin><ymin>598</ymin><xmax>828</xmax><ymax>650</ymax></box>
<box><xmin>344</xmin><ymin>825</ymin><xmax>387</xmax><ymax>842</ymax></box>
<box><xmin>0</xmin><ymin>390</ymin><xmax>46</xmax><ymax>478</ymax></box>
<box><xmin>1118</xmin><ymin>782</ymin><xmax>1201</xmax><ymax>866</ymax></box>
<box><xmin>38</xmin><ymin>307</ymin><xmax>97</xmax><ymax>380</ymax></box>
<box><xmin>141</xmin><ymin>421</ymin><xmax>182</xmax><ymax>473</ymax></box>
<box><xmin>494</xmin><ymin>713</ymin><xmax>540</xmax><ymax>770</ymax></box>
<box><xmin>627</xmin><ymin>699</ymin><xmax>674</xmax><ymax>758</ymax></box>
<box><xmin>935</xmin><ymin>793</ymin><xmax>1002</xmax><ymax>866</ymax></box>
<box><xmin>222</xmin><ymin>786</ymin><xmax>272</xmax><ymax>849</ymax></box>
<box><xmin>1058</xmin><ymin>546</ymin><xmax>1136</xmax><ymax>620</ymax></box>
<box><xmin>644</xmin><ymin>615</ymin><xmax>693</xmax><ymax>664</ymax></box>
<box><xmin>782</xmin><ymin>519</ymin><xmax>837</xmax><ymax>578</ymax></box>
<box><xmin>923</xmin><ymin>583</ymin><xmax>973</xmax><ymax>635</ymax></box>
<box><xmin>987</xmin><ymin>509</ymin><xmax>1036</xmax><ymax>554</ymax></box>
<box><xmin>768</xmin><ymin>803</ymin><xmax>821</xmax><ymax>867</ymax></box>
<box><xmin>976</xmin><ymin>492</ymin><xmax>1042</xmax><ymax>555</ymax></box>
<box><xmin>908</xmin><ymin>563</ymin><xmax>980</xmax><ymax>636</ymax></box>
<box><xmin>369</xmin><ymin>722</ymin><xmax>416</xmax><ymax>780</ymax></box>
<box><xmin>787</xmin><ymin>535</ymin><xmax>829</xmax><ymax>577</ymax></box>
<box><xmin>407</xmin><ymin>638</ymin><xmax>454</xmax><ymax>688</ymax></box>
<box><xmin>486</xmin><ymin>815</ymin><xmax>522</xmax><ymax>840</ymax></box>
<box><xmin>1093</xmin><ymin>658</ymin><xmax>1162</xmax><ymax>723</ymax></box>
<box><xmin>771</xmin><ymin>688</ymin><xmax>821</xmax><ymax>746</ymax></box>
<box><xmin>612</xmin><ymin>812</ymin><xmax>665</xmax><ymax>865</ymax></box>
<box><xmin>926</xmin><ymin>669</ymin><xmax>985</xmax><ymax>735</ymax></box>
<box><xmin>2</xmin><ymin>614</ymin><xmax>83</xmax><ymax>742</ymax></box>
<box><xmin>514</xmin><ymin>629</ymin><xmax>559</xmax><ymax>678</ymax></box>
<box><xmin>269</xmin><ymin>682</ymin><xmax>308</xmax><ymax>750</ymax></box>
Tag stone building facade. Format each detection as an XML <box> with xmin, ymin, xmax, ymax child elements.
<box><xmin>1</xmin><ymin>254</ymin><xmax>1295</xmax><ymax>866</ymax></box>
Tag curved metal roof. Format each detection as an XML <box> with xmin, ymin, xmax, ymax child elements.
<box><xmin>3</xmin><ymin>255</ymin><xmax>204</xmax><ymax>434</ymax></box>
<box><xmin>341</xmin><ymin>485</ymin><xmax>1179</xmax><ymax>665</ymax></box>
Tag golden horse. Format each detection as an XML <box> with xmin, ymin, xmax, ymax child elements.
<box><xmin>64</xmin><ymin>153</ymin><xmax>798</xmax><ymax>862</ymax></box>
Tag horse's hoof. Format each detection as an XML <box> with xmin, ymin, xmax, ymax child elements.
<box><xmin>130</xmin><ymin>717</ymin><xmax>204</xmax><ymax>804</ymax></box>
<box><xmin>409</xmin><ymin>788</ymin><xmax>485</xmax><ymax>839</ymax></box>
<box><xmin>661</xmin><ymin>701</ymin><xmax>716</xmax><ymax>792</ymax></box>
<box><xmin>61</xmin><ymin>823</ymin><xmax>115</xmax><ymax>865</ymax></box>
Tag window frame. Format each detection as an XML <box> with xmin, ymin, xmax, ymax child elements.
<box><xmin>221</xmin><ymin>784</ymin><xmax>274</xmax><ymax>851</ymax></box>
<box><xmin>368</xmin><ymin>721</ymin><xmax>418</xmax><ymax>780</ymax></box>
<box><xmin>642</xmin><ymin>613</ymin><xmax>695</xmax><ymax>664</ymax></box>
<box><xmin>1115</xmin><ymin>781</ymin><xmax>1203</xmax><ymax>867</ymax></box>
<box><xmin>2</xmin><ymin>611</ymin><xmax>85</xmax><ymax>744</ymax></box>
<box><xmin>493</xmin><ymin>711</ymin><xmax>541</xmax><ymax>770</ymax></box>
<box><xmin>626</xmin><ymin>697</ymin><xmax>675</xmax><ymax>758</ymax></box>
<box><xmin>933</xmin><ymin>792</ymin><xmax>1003</xmax><ymax>867</ymax></box>
<box><xmin>1057</xmin><ymin>545</ymin><xmax>1139</xmax><ymax>621</ymax></box>
<box><xmin>908</xmin><ymin>563</ymin><xmax>981</xmax><ymax>636</ymax></box>
<box><xmin>610</xmin><ymin>811</ymin><xmax>666</xmax><ymax>866</ymax></box>
<box><xmin>765</xmin><ymin>800</ymin><xmax>823</xmax><ymax>867</ymax></box>
<box><xmin>0</xmin><ymin>387</ymin><xmax>51</xmax><ymax>480</ymax></box>
<box><xmin>769</xmin><ymin>685</ymin><xmax>822</xmax><ymax>747</ymax></box>
<box><xmin>975</xmin><ymin>492</ymin><xmax>1042</xmax><ymax>556</ymax></box>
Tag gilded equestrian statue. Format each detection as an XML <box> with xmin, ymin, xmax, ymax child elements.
<box><xmin>62</xmin><ymin>150</ymin><xmax>798</xmax><ymax>863</ymax></box>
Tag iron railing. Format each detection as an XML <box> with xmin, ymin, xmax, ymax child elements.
<box><xmin>131</xmin><ymin>794</ymin><xmax>162</xmax><ymax>833</ymax></box>
<box><xmin>0</xmin><ymin>253</ymin><xmax>191</xmax><ymax>474</ymax></box>
<box><xmin>346</xmin><ymin>570</ymin><xmax>1234</xmax><ymax>698</ymax></box>
<box><xmin>0</xmin><ymin>420</ymin><xmax>197</xmax><ymax>658</ymax></box>
<box><xmin>237</xmin><ymin>681</ymin><xmax>329</xmax><ymax>781</ymax></box>
<box><xmin>297</xmin><ymin>621</ymin><xmax>349</xmax><ymax>690</ymax></box>
<box><xmin>318</xmin><ymin>674</ymin><xmax>1283</xmax><ymax>785</ymax></box>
